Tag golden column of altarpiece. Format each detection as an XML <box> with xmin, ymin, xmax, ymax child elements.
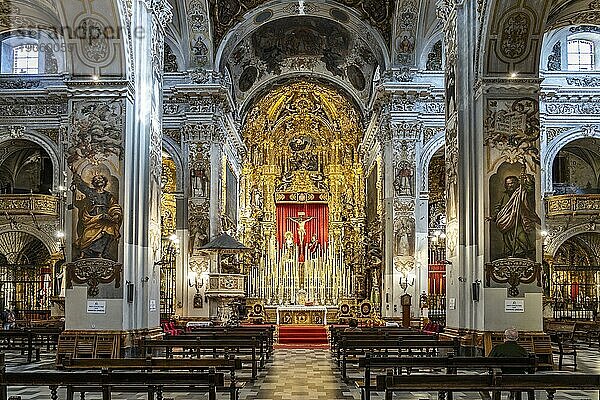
<box><xmin>239</xmin><ymin>81</ymin><xmax>380</xmax><ymax>308</ymax></box>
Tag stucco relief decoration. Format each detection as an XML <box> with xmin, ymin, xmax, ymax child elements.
<box><xmin>546</xmin><ymin>127</ymin><xmax>570</xmax><ymax>142</ymax></box>
<box><xmin>188</xmin><ymin>0</ymin><xmax>210</xmax><ymax>67</ymax></box>
<box><xmin>547</xmin><ymin>41</ymin><xmax>561</xmax><ymax>71</ymax></box>
<box><xmin>164</xmin><ymin>44</ymin><xmax>179</xmax><ymax>72</ymax></box>
<box><xmin>485</xmin><ymin>98</ymin><xmax>540</xmax><ymax>171</ymax></box>
<box><xmin>498</xmin><ymin>11</ymin><xmax>531</xmax><ymax>61</ymax></box>
<box><xmin>426</xmin><ymin>41</ymin><xmax>443</xmax><ymax>71</ymax></box>
<box><xmin>77</xmin><ymin>17</ymin><xmax>111</xmax><ymax>65</ymax></box>
<box><xmin>393</xmin><ymin>200</ymin><xmax>415</xmax><ymax>273</ymax></box>
<box><xmin>188</xmin><ymin>200</ymin><xmax>210</xmax><ymax>255</ymax></box>
<box><xmin>566</xmin><ymin>77</ymin><xmax>600</xmax><ymax>87</ymax></box>
<box><xmin>395</xmin><ymin>0</ymin><xmax>417</xmax><ymax>66</ymax></box>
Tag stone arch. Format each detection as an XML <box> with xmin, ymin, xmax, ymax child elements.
<box><xmin>419</xmin><ymin>32</ymin><xmax>444</xmax><ymax>71</ymax></box>
<box><xmin>215</xmin><ymin>2</ymin><xmax>390</xmax><ymax>72</ymax></box>
<box><xmin>162</xmin><ymin>136</ymin><xmax>184</xmax><ymax>193</ymax></box>
<box><xmin>481</xmin><ymin>1</ymin><xmax>553</xmax><ymax>76</ymax></box>
<box><xmin>239</xmin><ymin>73</ymin><xmax>368</xmax><ymax>122</ymax></box>
<box><xmin>546</xmin><ymin>223</ymin><xmax>600</xmax><ymax>258</ymax></box>
<box><xmin>54</xmin><ymin>0</ymin><xmax>130</xmax><ymax>78</ymax></box>
<box><xmin>418</xmin><ymin>133</ymin><xmax>445</xmax><ymax>193</ymax></box>
<box><xmin>0</xmin><ymin>223</ymin><xmax>59</xmax><ymax>255</ymax></box>
<box><xmin>0</xmin><ymin>129</ymin><xmax>62</xmax><ymax>191</ymax></box>
<box><xmin>542</xmin><ymin>126</ymin><xmax>600</xmax><ymax>194</ymax></box>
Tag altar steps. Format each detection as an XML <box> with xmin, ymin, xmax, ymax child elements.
<box><xmin>278</xmin><ymin>325</ymin><xmax>328</xmax><ymax>345</ymax></box>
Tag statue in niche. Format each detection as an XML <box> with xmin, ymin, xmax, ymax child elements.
<box><xmin>191</xmin><ymin>166</ymin><xmax>208</xmax><ymax>197</ymax></box>
<box><xmin>188</xmin><ymin>201</ymin><xmax>210</xmax><ymax>254</ymax></box>
<box><xmin>72</xmin><ymin>172</ymin><xmax>122</xmax><ymax>261</ymax></box>
<box><xmin>488</xmin><ymin>171</ymin><xmax>540</xmax><ymax>260</ymax></box>
<box><xmin>251</xmin><ymin>186</ymin><xmax>264</xmax><ymax>210</ymax></box>
<box><xmin>283</xmin><ymin>231</ymin><xmax>295</xmax><ymax>260</ymax></box>
<box><xmin>289</xmin><ymin>136</ymin><xmax>312</xmax><ymax>152</ymax></box>
<box><xmin>306</xmin><ymin>234</ymin><xmax>320</xmax><ymax>258</ymax></box>
<box><xmin>393</xmin><ymin>162</ymin><xmax>414</xmax><ymax>196</ymax></box>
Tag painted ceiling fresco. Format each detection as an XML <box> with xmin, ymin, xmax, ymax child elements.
<box><xmin>208</xmin><ymin>0</ymin><xmax>395</xmax><ymax>50</ymax></box>
<box><xmin>227</xmin><ymin>16</ymin><xmax>379</xmax><ymax>104</ymax></box>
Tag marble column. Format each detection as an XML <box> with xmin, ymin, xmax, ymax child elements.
<box><xmin>442</xmin><ymin>0</ymin><xmax>543</xmax><ymax>333</ymax></box>
<box><xmin>64</xmin><ymin>0</ymin><xmax>172</xmax><ymax>339</ymax></box>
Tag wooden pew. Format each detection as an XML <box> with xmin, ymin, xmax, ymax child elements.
<box><xmin>172</xmin><ymin>331</ymin><xmax>271</xmax><ymax>364</ymax></box>
<box><xmin>0</xmin><ymin>330</ymin><xmax>40</xmax><ymax>363</ymax></box>
<box><xmin>338</xmin><ymin>337</ymin><xmax>460</xmax><ymax>380</ymax></box>
<box><xmin>180</xmin><ymin>325</ymin><xmax>275</xmax><ymax>359</ymax></box>
<box><xmin>0</xmin><ymin>354</ymin><xmax>225</xmax><ymax>400</ymax></box>
<box><xmin>334</xmin><ymin>332</ymin><xmax>436</xmax><ymax>361</ymax></box>
<box><xmin>62</xmin><ymin>356</ymin><xmax>243</xmax><ymax>400</ymax></box>
<box><xmin>329</xmin><ymin>326</ymin><xmax>418</xmax><ymax>351</ymax></box>
<box><xmin>140</xmin><ymin>337</ymin><xmax>261</xmax><ymax>380</ymax></box>
<box><xmin>377</xmin><ymin>372</ymin><xmax>600</xmax><ymax>400</ymax></box>
<box><xmin>357</xmin><ymin>352</ymin><xmax>537</xmax><ymax>400</ymax></box>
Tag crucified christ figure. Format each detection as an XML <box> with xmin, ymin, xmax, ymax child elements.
<box><xmin>288</xmin><ymin>213</ymin><xmax>314</xmax><ymax>245</ymax></box>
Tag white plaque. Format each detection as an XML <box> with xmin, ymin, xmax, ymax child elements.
<box><xmin>505</xmin><ymin>299</ymin><xmax>525</xmax><ymax>313</ymax></box>
<box><xmin>149</xmin><ymin>299</ymin><xmax>157</xmax><ymax>311</ymax></box>
<box><xmin>87</xmin><ymin>300</ymin><xmax>106</xmax><ymax>314</ymax></box>
<box><xmin>449</xmin><ymin>298</ymin><xmax>456</xmax><ymax>310</ymax></box>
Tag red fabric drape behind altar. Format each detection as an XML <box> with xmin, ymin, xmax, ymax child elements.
<box><xmin>276</xmin><ymin>203</ymin><xmax>329</xmax><ymax>249</ymax></box>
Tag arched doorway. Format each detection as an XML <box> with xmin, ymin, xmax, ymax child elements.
<box><xmin>159</xmin><ymin>151</ymin><xmax>179</xmax><ymax>321</ymax></box>
<box><xmin>551</xmin><ymin>137</ymin><xmax>600</xmax><ymax>195</ymax></box>
<box><xmin>0</xmin><ymin>139</ymin><xmax>54</xmax><ymax>195</ymax></box>
<box><xmin>240</xmin><ymin>80</ymin><xmax>367</xmax><ymax>310</ymax></box>
<box><xmin>550</xmin><ymin>232</ymin><xmax>600</xmax><ymax>320</ymax></box>
<box><xmin>426</xmin><ymin>147</ymin><xmax>446</xmax><ymax>326</ymax></box>
<box><xmin>0</xmin><ymin>231</ymin><xmax>53</xmax><ymax>320</ymax></box>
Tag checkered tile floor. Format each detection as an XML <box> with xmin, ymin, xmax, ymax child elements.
<box><xmin>3</xmin><ymin>344</ymin><xmax>600</xmax><ymax>399</ymax></box>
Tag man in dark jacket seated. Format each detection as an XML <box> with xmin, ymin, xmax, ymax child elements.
<box><xmin>481</xmin><ymin>328</ymin><xmax>530</xmax><ymax>400</ymax></box>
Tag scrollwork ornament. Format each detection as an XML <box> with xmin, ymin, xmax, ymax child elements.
<box><xmin>65</xmin><ymin>258</ymin><xmax>122</xmax><ymax>297</ymax></box>
<box><xmin>484</xmin><ymin>258</ymin><xmax>541</xmax><ymax>297</ymax></box>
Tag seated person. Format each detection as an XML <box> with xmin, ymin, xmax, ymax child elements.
<box><xmin>345</xmin><ymin>318</ymin><xmax>362</xmax><ymax>332</ymax></box>
<box><xmin>481</xmin><ymin>328</ymin><xmax>530</xmax><ymax>400</ymax></box>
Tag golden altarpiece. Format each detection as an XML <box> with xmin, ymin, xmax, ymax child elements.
<box><xmin>238</xmin><ymin>81</ymin><xmax>380</xmax><ymax>319</ymax></box>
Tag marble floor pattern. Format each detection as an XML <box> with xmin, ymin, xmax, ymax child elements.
<box><xmin>3</xmin><ymin>344</ymin><xmax>600</xmax><ymax>400</ymax></box>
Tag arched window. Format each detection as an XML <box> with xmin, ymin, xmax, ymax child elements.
<box><xmin>1</xmin><ymin>32</ymin><xmax>64</xmax><ymax>75</ymax></box>
<box><xmin>12</xmin><ymin>44</ymin><xmax>39</xmax><ymax>74</ymax></box>
<box><xmin>567</xmin><ymin>39</ymin><xmax>595</xmax><ymax>71</ymax></box>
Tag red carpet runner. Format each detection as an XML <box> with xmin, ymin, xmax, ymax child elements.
<box><xmin>278</xmin><ymin>325</ymin><xmax>328</xmax><ymax>345</ymax></box>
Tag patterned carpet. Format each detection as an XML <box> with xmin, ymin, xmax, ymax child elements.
<box><xmin>3</xmin><ymin>343</ymin><xmax>600</xmax><ymax>399</ymax></box>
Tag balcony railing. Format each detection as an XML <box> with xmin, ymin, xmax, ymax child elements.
<box><xmin>546</xmin><ymin>194</ymin><xmax>600</xmax><ymax>217</ymax></box>
<box><xmin>0</xmin><ymin>194</ymin><xmax>59</xmax><ymax>216</ymax></box>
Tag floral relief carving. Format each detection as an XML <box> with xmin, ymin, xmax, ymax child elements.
<box><xmin>499</xmin><ymin>11</ymin><xmax>531</xmax><ymax>61</ymax></box>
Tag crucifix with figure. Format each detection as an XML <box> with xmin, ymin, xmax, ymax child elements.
<box><xmin>289</xmin><ymin>212</ymin><xmax>314</xmax><ymax>246</ymax></box>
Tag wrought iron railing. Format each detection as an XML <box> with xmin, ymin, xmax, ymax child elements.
<box><xmin>551</xmin><ymin>298</ymin><xmax>598</xmax><ymax>320</ymax></box>
<box><xmin>425</xmin><ymin>294</ymin><xmax>446</xmax><ymax>326</ymax></box>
